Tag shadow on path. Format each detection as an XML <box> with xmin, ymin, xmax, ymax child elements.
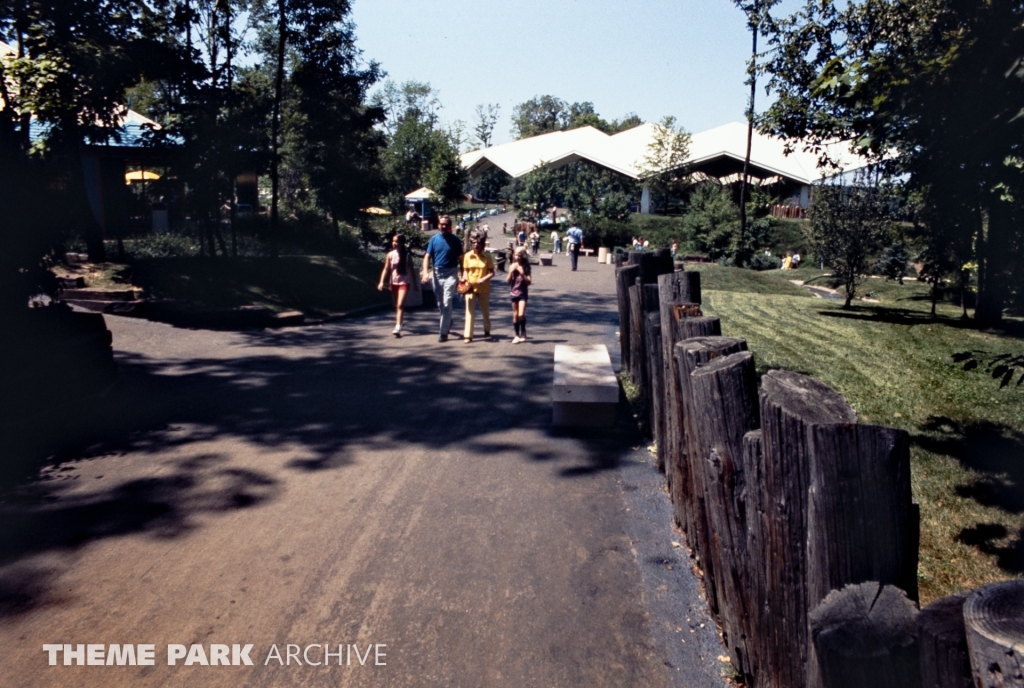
<box><xmin>1</xmin><ymin>284</ymin><xmax>637</xmax><ymax>616</ymax></box>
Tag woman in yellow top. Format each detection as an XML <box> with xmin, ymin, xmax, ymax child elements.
<box><xmin>461</xmin><ymin>230</ymin><xmax>496</xmax><ymax>343</ymax></box>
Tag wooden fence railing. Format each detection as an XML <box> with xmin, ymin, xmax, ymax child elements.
<box><xmin>613</xmin><ymin>251</ymin><xmax>1024</xmax><ymax>688</ymax></box>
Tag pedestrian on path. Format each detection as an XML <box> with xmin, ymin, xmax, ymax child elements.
<box><xmin>378</xmin><ymin>233</ymin><xmax>419</xmax><ymax>337</ymax></box>
<box><xmin>566</xmin><ymin>224</ymin><xmax>584</xmax><ymax>271</ymax></box>
<box><xmin>422</xmin><ymin>215</ymin><xmax>463</xmax><ymax>342</ymax></box>
<box><xmin>461</xmin><ymin>230</ymin><xmax>495</xmax><ymax>343</ymax></box>
<box><xmin>507</xmin><ymin>247</ymin><xmax>532</xmax><ymax>344</ymax></box>
<box><xmin>551</xmin><ymin>229</ymin><xmax>561</xmax><ymax>254</ymax></box>
<box><xmin>529</xmin><ymin>228</ymin><xmax>540</xmax><ymax>256</ymax></box>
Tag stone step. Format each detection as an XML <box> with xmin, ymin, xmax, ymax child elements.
<box><xmin>61</xmin><ymin>288</ymin><xmax>140</xmax><ymax>301</ymax></box>
<box><xmin>56</xmin><ymin>276</ymin><xmax>86</xmax><ymax>289</ymax></box>
<box><xmin>64</xmin><ymin>299</ymin><xmax>143</xmax><ymax>314</ymax></box>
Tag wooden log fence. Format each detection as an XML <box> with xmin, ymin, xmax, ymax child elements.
<box><xmin>613</xmin><ymin>261</ymin><xmax>1023</xmax><ymax>688</ymax></box>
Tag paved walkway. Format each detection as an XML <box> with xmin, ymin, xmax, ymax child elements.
<box><xmin>0</xmin><ymin>254</ymin><xmax>728</xmax><ymax>687</ymax></box>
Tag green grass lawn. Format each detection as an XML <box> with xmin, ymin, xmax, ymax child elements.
<box><xmin>690</xmin><ymin>263</ymin><xmax>1024</xmax><ymax>603</ymax></box>
<box><xmin>86</xmin><ymin>254</ymin><xmax>389</xmax><ymax>319</ymax></box>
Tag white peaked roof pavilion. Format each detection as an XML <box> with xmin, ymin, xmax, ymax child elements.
<box><xmin>461</xmin><ymin>122</ymin><xmax>868</xmax><ymax>191</ymax></box>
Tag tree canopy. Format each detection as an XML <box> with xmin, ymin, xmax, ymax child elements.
<box><xmin>759</xmin><ymin>0</ymin><xmax>1024</xmax><ymax>323</ymax></box>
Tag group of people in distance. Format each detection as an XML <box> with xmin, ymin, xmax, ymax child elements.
<box><xmin>379</xmin><ymin>215</ymin><xmax>532</xmax><ymax>344</ymax></box>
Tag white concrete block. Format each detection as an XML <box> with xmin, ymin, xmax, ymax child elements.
<box><xmin>552</xmin><ymin>344</ymin><xmax>619</xmax><ymax>427</ymax></box>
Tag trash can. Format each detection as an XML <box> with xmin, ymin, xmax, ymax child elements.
<box><xmin>151</xmin><ymin>202</ymin><xmax>169</xmax><ymax>232</ymax></box>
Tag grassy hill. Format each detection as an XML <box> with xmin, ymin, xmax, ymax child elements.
<box><xmin>691</xmin><ymin>263</ymin><xmax>1024</xmax><ymax>603</ymax></box>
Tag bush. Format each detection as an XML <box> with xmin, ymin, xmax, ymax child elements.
<box><xmin>749</xmin><ymin>252</ymin><xmax>783</xmax><ymax>271</ymax></box>
<box><xmin>876</xmin><ymin>241</ymin><xmax>911</xmax><ymax>283</ymax></box>
<box><xmin>681</xmin><ymin>183</ymin><xmax>739</xmax><ymax>260</ymax></box>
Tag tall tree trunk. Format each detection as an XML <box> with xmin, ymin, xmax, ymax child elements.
<box><xmin>269</xmin><ymin>0</ymin><xmax>286</xmax><ymax>258</ymax></box>
<box><xmin>737</xmin><ymin>4</ymin><xmax>758</xmax><ymax>266</ymax></box>
<box><xmin>975</xmin><ymin>200</ymin><xmax>1008</xmax><ymax>327</ymax></box>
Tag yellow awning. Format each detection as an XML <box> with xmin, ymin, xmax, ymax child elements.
<box><xmin>125</xmin><ymin>170</ymin><xmax>161</xmax><ymax>183</ymax></box>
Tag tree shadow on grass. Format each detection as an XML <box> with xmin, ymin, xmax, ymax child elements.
<box><xmin>0</xmin><ymin>286</ymin><xmax>631</xmax><ymax>616</ymax></box>
<box><xmin>819</xmin><ymin>305</ymin><xmax>1024</xmax><ymax>336</ymax></box>
<box><xmin>914</xmin><ymin>416</ymin><xmax>1024</xmax><ymax>574</ymax></box>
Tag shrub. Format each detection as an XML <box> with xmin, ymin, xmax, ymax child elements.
<box><xmin>749</xmin><ymin>252</ymin><xmax>783</xmax><ymax>271</ymax></box>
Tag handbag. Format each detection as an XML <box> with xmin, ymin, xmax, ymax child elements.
<box><xmin>457</xmin><ymin>280</ymin><xmax>471</xmax><ymax>295</ymax></box>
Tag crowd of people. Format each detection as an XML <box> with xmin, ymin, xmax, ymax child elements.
<box><xmin>375</xmin><ymin>213</ymin><xmax>586</xmax><ymax>343</ymax></box>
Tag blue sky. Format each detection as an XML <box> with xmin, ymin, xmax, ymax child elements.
<box><xmin>350</xmin><ymin>0</ymin><xmax>768</xmax><ymax>146</ymax></box>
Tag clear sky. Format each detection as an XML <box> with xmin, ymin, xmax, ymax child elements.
<box><xmin>350</xmin><ymin>0</ymin><xmax>763</xmax><ymax>147</ymax></box>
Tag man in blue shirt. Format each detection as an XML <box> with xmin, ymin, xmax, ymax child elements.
<box><xmin>422</xmin><ymin>215</ymin><xmax>463</xmax><ymax>341</ymax></box>
<box><xmin>566</xmin><ymin>224</ymin><xmax>585</xmax><ymax>271</ymax></box>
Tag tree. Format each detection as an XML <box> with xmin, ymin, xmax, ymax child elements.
<box><xmin>473</xmin><ymin>102</ymin><xmax>500</xmax><ymax>148</ymax></box>
<box><xmin>681</xmin><ymin>183</ymin><xmax>739</xmax><ymax>259</ymax></box>
<box><xmin>733</xmin><ymin>0</ymin><xmax>781</xmax><ymax>266</ymax></box>
<box><xmin>808</xmin><ymin>170</ymin><xmax>895</xmax><ymax>308</ymax></box>
<box><xmin>286</xmin><ymin>0</ymin><xmax>385</xmax><ymax>230</ymax></box>
<box><xmin>638</xmin><ymin>116</ymin><xmax>691</xmax><ymax>213</ymax></box>
<box><xmin>517</xmin><ymin>163</ymin><xmax>559</xmax><ymax>215</ymax></box>
<box><xmin>371</xmin><ymin>79</ymin><xmax>441</xmax><ymax>136</ymax></box>
<box><xmin>422</xmin><ymin>129</ymin><xmax>467</xmax><ymax>211</ymax></box>
<box><xmin>1</xmin><ymin>0</ymin><xmax>178</xmax><ymax>263</ymax></box>
<box><xmin>510</xmin><ymin>95</ymin><xmax>566</xmax><ymax>139</ymax></box>
<box><xmin>759</xmin><ymin>0</ymin><xmax>1024</xmax><ymax>325</ymax></box>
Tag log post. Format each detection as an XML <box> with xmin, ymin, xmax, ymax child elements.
<box><xmin>663</xmin><ymin>316</ymin><xmax>720</xmax><ymax>497</ymax></box>
<box><xmin>615</xmin><ymin>264</ymin><xmax>640</xmax><ymax>373</ymax></box>
<box><xmin>628</xmin><ymin>279</ymin><xmax>647</xmax><ymax>414</ymax></box>
<box><xmin>806</xmin><ymin>422</ymin><xmax>919</xmax><ymax>610</ymax></box>
<box><xmin>741</xmin><ymin>429</ymin><xmax>768</xmax><ymax>686</ymax></box>
<box><xmin>689</xmin><ymin>351</ymin><xmax>760</xmax><ymax>678</ymax></box>
<box><xmin>645</xmin><ymin>312</ymin><xmax>663</xmax><ymax>449</ymax></box>
<box><xmin>918</xmin><ymin>592</ymin><xmax>972</xmax><ymax>688</ymax></box>
<box><xmin>964</xmin><ymin>580</ymin><xmax>1024</xmax><ymax>688</ymax></box>
<box><xmin>673</xmin><ymin>336</ymin><xmax>746</xmax><ymax>612</ymax></box>
<box><xmin>658</xmin><ymin>271</ymin><xmax>704</xmax><ymax>476</ymax></box>
<box><xmin>810</xmin><ymin>582</ymin><xmax>921</xmax><ymax>688</ymax></box>
<box><xmin>759</xmin><ymin>371</ymin><xmax>857</xmax><ymax>688</ymax></box>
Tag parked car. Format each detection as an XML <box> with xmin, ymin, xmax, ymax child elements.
<box><xmin>489</xmin><ymin>208</ymin><xmax>499</xmax><ymax>216</ymax></box>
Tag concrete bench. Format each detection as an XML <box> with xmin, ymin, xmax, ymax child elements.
<box><xmin>552</xmin><ymin>344</ymin><xmax>619</xmax><ymax>427</ymax></box>
<box><xmin>539</xmin><ymin>255</ymin><xmax>553</xmax><ymax>266</ymax></box>
<box><xmin>580</xmin><ymin>248</ymin><xmax>595</xmax><ymax>257</ymax></box>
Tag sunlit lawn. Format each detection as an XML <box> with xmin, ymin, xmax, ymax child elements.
<box><xmin>690</xmin><ymin>263</ymin><xmax>1024</xmax><ymax>603</ymax></box>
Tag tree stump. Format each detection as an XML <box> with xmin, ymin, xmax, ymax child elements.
<box><xmin>615</xmin><ymin>264</ymin><xmax>640</xmax><ymax>372</ymax></box>
<box><xmin>918</xmin><ymin>592</ymin><xmax>972</xmax><ymax>688</ymax></box>
<box><xmin>810</xmin><ymin>582</ymin><xmax>921</xmax><ymax>688</ymax></box>
<box><xmin>964</xmin><ymin>580</ymin><xmax>1024</xmax><ymax>688</ymax></box>
<box><xmin>672</xmin><ymin>336</ymin><xmax>746</xmax><ymax>611</ymax></box>
<box><xmin>759</xmin><ymin>371</ymin><xmax>857</xmax><ymax>688</ymax></box>
<box><xmin>689</xmin><ymin>351</ymin><xmax>760</xmax><ymax>678</ymax></box>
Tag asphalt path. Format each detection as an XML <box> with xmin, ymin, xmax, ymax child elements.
<box><xmin>0</xmin><ymin>252</ymin><xmax>729</xmax><ymax>687</ymax></box>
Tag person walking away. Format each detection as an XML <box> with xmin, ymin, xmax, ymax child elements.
<box><xmin>529</xmin><ymin>228</ymin><xmax>540</xmax><ymax>256</ymax></box>
<box><xmin>551</xmin><ymin>228</ymin><xmax>561</xmax><ymax>254</ymax></box>
<box><xmin>461</xmin><ymin>230</ymin><xmax>495</xmax><ymax>343</ymax></box>
<box><xmin>378</xmin><ymin>233</ymin><xmax>419</xmax><ymax>337</ymax></box>
<box><xmin>422</xmin><ymin>215</ymin><xmax>463</xmax><ymax>342</ymax></box>
<box><xmin>507</xmin><ymin>247</ymin><xmax>532</xmax><ymax>343</ymax></box>
<box><xmin>791</xmin><ymin>252</ymin><xmax>801</xmax><ymax>268</ymax></box>
<box><xmin>517</xmin><ymin>225</ymin><xmax>528</xmax><ymax>248</ymax></box>
<box><xmin>566</xmin><ymin>223</ymin><xmax>584</xmax><ymax>271</ymax></box>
